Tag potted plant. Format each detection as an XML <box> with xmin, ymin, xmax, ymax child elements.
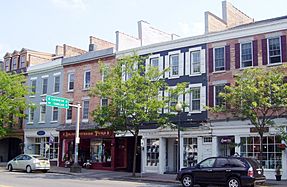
<box><xmin>275</xmin><ymin>165</ymin><xmax>282</xmax><ymax>181</ymax></box>
<box><xmin>278</xmin><ymin>143</ymin><xmax>286</xmax><ymax>150</ymax></box>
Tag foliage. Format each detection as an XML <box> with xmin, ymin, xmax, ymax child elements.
<box><xmin>210</xmin><ymin>67</ymin><xmax>287</xmax><ymax>164</ymax></box>
<box><xmin>0</xmin><ymin>71</ymin><xmax>30</xmax><ymax>137</ymax></box>
<box><xmin>89</xmin><ymin>53</ymin><xmax>188</xmax><ymax>176</ymax></box>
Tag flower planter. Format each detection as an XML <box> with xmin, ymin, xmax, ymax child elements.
<box><xmin>275</xmin><ymin>175</ymin><xmax>282</xmax><ymax>181</ymax></box>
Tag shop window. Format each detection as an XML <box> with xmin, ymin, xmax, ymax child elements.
<box><xmin>90</xmin><ymin>139</ymin><xmax>112</xmax><ymax>165</ymax></box>
<box><xmin>146</xmin><ymin>139</ymin><xmax>159</xmax><ymax>167</ymax></box>
<box><xmin>183</xmin><ymin>138</ymin><xmax>197</xmax><ymax>167</ymax></box>
<box><xmin>31</xmin><ymin>137</ymin><xmax>58</xmax><ymax>160</ymax></box>
<box><xmin>240</xmin><ymin>136</ymin><xmax>282</xmax><ymax>169</ymax></box>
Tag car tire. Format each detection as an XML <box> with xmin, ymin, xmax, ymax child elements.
<box><xmin>227</xmin><ymin>177</ymin><xmax>241</xmax><ymax>187</ymax></box>
<box><xmin>181</xmin><ymin>175</ymin><xmax>193</xmax><ymax>187</ymax></box>
<box><xmin>8</xmin><ymin>164</ymin><xmax>13</xmax><ymax>172</ymax></box>
<box><xmin>26</xmin><ymin>165</ymin><xmax>32</xmax><ymax>173</ymax></box>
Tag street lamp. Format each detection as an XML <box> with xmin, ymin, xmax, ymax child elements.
<box><xmin>175</xmin><ymin>102</ymin><xmax>182</xmax><ymax>172</ymax></box>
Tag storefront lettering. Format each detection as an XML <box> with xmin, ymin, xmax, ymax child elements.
<box><xmin>62</xmin><ymin>130</ymin><xmax>113</xmax><ymax>138</ymax></box>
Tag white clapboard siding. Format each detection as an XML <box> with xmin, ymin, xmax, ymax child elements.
<box><xmin>164</xmin><ymin>55</ymin><xmax>169</xmax><ymax>78</ymax></box>
<box><xmin>159</xmin><ymin>56</ymin><xmax>164</xmax><ymax>79</ymax></box>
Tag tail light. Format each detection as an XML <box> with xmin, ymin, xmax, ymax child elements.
<box><xmin>248</xmin><ymin>167</ymin><xmax>254</xmax><ymax>177</ymax></box>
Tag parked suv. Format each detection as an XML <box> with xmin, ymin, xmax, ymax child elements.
<box><xmin>176</xmin><ymin>156</ymin><xmax>265</xmax><ymax>187</ymax></box>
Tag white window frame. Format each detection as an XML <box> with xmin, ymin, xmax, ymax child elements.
<box><xmin>82</xmin><ymin>100</ymin><xmax>89</xmax><ymax>122</ymax></box>
<box><xmin>28</xmin><ymin>108</ymin><xmax>34</xmax><ymax>124</ymax></box>
<box><xmin>12</xmin><ymin>57</ymin><xmax>17</xmax><ymax>70</ymax></box>
<box><xmin>214</xmin><ymin>84</ymin><xmax>226</xmax><ymax>107</ymax></box>
<box><xmin>30</xmin><ymin>79</ymin><xmax>37</xmax><ymax>96</ymax></box>
<box><xmin>170</xmin><ymin>54</ymin><xmax>179</xmax><ymax>77</ymax></box>
<box><xmin>39</xmin><ymin>105</ymin><xmax>46</xmax><ymax>123</ymax></box>
<box><xmin>190</xmin><ymin>87</ymin><xmax>201</xmax><ymax>112</ymax></box>
<box><xmin>100</xmin><ymin>97</ymin><xmax>108</xmax><ymax>108</ymax></box>
<box><xmin>83</xmin><ymin>70</ymin><xmax>91</xmax><ymax>89</ymax></box>
<box><xmin>213</xmin><ymin>47</ymin><xmax>225</xmax><ymax>72</ymax></box>
<box><xmin>51</xmin><ymin>107</ymin><xmax>58</xmax><ymax>122</ymax></box>
<box><xmin>5</xmin><ymin>59</ymin><xmax>10</xmax><ymax>71</ymax></box>
<box><xmin>68</xmin><ymin>73</ymin><xmax>75</xmax><ymax>91</ymax></box>
<box><xmin>190</xmin><ymin>50</ymin><xmax>201</xmax><ymax>74</ymax></box>
<box><xmin>20</xmin><ymin>55</ymin><xmax>26</xmax><ymax>68</ymax></box>
<box><xmin>42</xmin><ymin>77</ymin><xmax>48</xmax><ymax>95</ymax></box>
<box><xmin>53</xmin><ymin>75</ymin><xmax>60</xmax><ymax>94</ymax></box>
<box><xmin>267</xmin><ymin>36</ymin><xmax>282</xmax><ymax>65</ymax></box>
<box><xmin>66</xmin><ymin>106</ymin><xmax>72</xmax><ymax>123</ymax></box>
<box><xmin>240</xmin><ymin>42</ymin><xmax>253</xmax><ymax>68</ymax></box>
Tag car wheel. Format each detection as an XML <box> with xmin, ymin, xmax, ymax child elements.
<box><xmin>8</xmin><ymin>164</ymin><xmax>13</xmax><ymax>172</ymax></box>
<box><xmin>181</xmin><ymin>175</ymin><xmax>193</xmax><ymax>187</ymax></box>
<box><xmin>227</xmin><ymin>177</ymin><xmax>241</xmax><ymax>187</ymax></box>
<box><xmin>26</xmin><ymin>165</ymin><xmax>32</xmax><ymax>173</ymax></box>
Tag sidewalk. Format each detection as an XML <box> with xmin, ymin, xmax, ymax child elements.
<box><xmin>49</xmin><ymin>166</ymin><xmax>178</xmax><ymax>183</ymax></box>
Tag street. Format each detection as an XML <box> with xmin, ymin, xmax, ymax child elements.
<box><xmin>0</xmin><ymin>169</ymin><xmax>179</xmax><ymax>187</ymax></box>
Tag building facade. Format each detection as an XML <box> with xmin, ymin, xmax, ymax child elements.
<box><xmin>24</xmin><ymin>58</ymin><xmax>63</xmax><ymax>165</ymax></box>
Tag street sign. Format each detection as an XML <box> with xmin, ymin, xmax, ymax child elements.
<box><xmin>46</xmin><ymin>95</ymin><xmax>70</xmax><ymax>109</ymax></box>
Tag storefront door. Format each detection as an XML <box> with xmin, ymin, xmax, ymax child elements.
<box><xmin>165</xmin><ymin>138</ymin><xmax>177</xmax><ymax>173</ymax></box>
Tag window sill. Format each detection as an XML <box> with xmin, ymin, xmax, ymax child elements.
<box><xmin>188</xmin><ymin>110</ymin><xmax>202</xmax><ymax>114</ymax></box>
<box><xmin>52</xmin><ymin>92</ymin><xmax>59</xmax><ymax>95</ymax></box>
<box><xmin>167</xmin><ymin>76</ymin><xmax>180</xmax><ymax>79</ymax></box>
<box><xmin>50</xmin><ymin>121</ymin><xmax>58</xmax><ymax>123</ymax></box>
<box><xmin>66</xmin><ymin>120</ymin><xmax>72</xmax><ymax>124</ymax></box>
<box><xmin>239</xmin><ymin>66</ymin><xmax>253</xmax><ymax>70</ymax></box>
<box><xmin>189</xmin><ymin>72</ymin><xmax>202</xmax><ymax>77</ymax></box>
<box><xmin>82</xmin><ymin>119</ymin><xmax>89</xmax><ymax>123</ymax></box>
<box><xmin>27</xmin><ymin>122</ymin><xmax>33</xmax><ymax>125</ymax></box>
<box><xmin>29</xmin><ymin>95</ymin><xmax>36</xmax><ymax>98</ymax></box>
<box><xmin>67</xmin><ymin>90</ymin><xmax>74</xmax><ymax>93</ymax></box>
<box><xmin>82</xmin><ymin>88</ymin><xmax>90</xmax><ymax>91</ymax></box>
<box><xmin>40</xmin><ymin>94</ymin><xmax>47</xmax><ymax>97</ymax></box>
<box><xmin>38</xmin><ymin>122</ymin><xmax>45</xmax><ymax>124</ymax></box>
<box><xmin>213</xmin><ymin>70</ymin><xmax>226</xmax><ymax>74</ymax></box>
<box><xmin>267</xmin><ymin>62</ymin><xmax>282</xmax><ymax>67</ymax></box>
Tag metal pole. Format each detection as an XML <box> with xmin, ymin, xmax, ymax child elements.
<box><xmin>177</xmin><ymin>111</ymin><xmax>181</xmax><ymax>172</ymax></box>
<box><xmin>74</xmin><ymin>103</ymin><xmax>81</xmax><ymax>164</ymax></box>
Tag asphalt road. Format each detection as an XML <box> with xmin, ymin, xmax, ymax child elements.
<box><xmin>0</xmin><ymin>169</ymin><xmax>181</xmax><ymax>187</ymax></box>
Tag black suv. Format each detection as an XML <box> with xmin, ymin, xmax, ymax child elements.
<box><xmin>176</xmin><ymin>156</ymin><xmax>265</xmax><ymax>187</ymax></box>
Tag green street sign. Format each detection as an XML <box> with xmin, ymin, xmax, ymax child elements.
<box><xmin>46</xmin><ymin>95</ymin><xmax>69</xmax><ymax>109</ymax></box>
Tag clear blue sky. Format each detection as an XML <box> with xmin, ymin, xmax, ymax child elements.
<box><xmin>1</xmin><ymin>0</ymin><xmax>287</xmax><ymax>59</ymax></box>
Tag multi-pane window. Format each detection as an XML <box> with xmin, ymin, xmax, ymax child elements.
<box><xmin>268</xmin><ymin>37</ymin><xmax>281</xmax><ymax>64</ymax></box>
<box><xmin>183</xmin><ymin>138</ymin><xmax>198</xmax><ymax>167</ymax></box>
<box><xmin>241</xmin><ymin>42</ymin><xmax>252</xmax><ymax>68</ymax></box>
<box><xmin>215</xmin><ymin>85</ymin><xmax>225</xmax><ymax>106</ymax></box>
<box><xmin>28</xmin><ymin>108</ymin><xmax>34</xmax><ymax>123</ymax></box>
<box><xmin>42</xmin><ymin>78</ymin><xmax>48</xmax><ymax>94</ymax></box>
<box><xmin>66</xmin><ymin>106</ymin><xmax>72</xmax><ymax>121</ymax></box>
<box><xmin>31</xmin><ymin>79</ymin><xmax>36</xmax><ymax>95</ymax></box>
<box><xmin>169</xmin><ymin>93</ymin><xmax>178</xmax><ymax>112</ymax></box>
<box><xmin>12</xmin><ymin>57</ymin><xmax>17</xmax><ymax>70</ymax></box>
<box><xmin>84</xmin><ymin>71</ymin><xmax>91</xmax><ymax>89</ymax></box>
<box><xmin>191</xmin><ymin>51</ymin><xmax>201</xmax><ymax>73</ymax></box>
<box><xmin>34</xmin><ymin>137</ymin><xmax>58</xmax><ymax>160</ymax></box>
<box><xmin>5</xmin><ymin>59</ymin><xmax>10</xmax><ymax>71</ymax></box>
<box><xmin>20</xmin><ymin>55</ymin><xmax>26</xmax><ymax>68</ymax></box>
<box><xmin>83</xmin><ymin>100</ymin><xmax>89</xmax><ymax>120</ymax></box>
<box><xmin>101</xmin><ymin>98</ymin><xmax>108</xmax><ymax>107</ymax></box>
<box><xmin>240</xmin><ymin>136</ymin><xmax>282</xmax><ymax>169</ymax></box>
<box><xmin>52</xmin><ymin>107</ymin><xmax>58</xmax><ymax>121</ymax></box>
<box><xmin>190</xmin><ymin>87</ymin><xmax>200</xmax><ymax>111</ymax></box>
<box><xmin>146</xmin><ymin>139</ymin><xmax>159</xmax><ymax>166</ymax></box>
<box><xmin>54</xmin><ymin>76</ymin><xmax>60</xmax><ymax>93</ymax></box>
<box><xmin>39</xmin><ymin>105</ymin><xmax>46</xmax><ymax>122</ymax></box>
<box><xmin>150</xmin><ymin>57</ymin><xmax>159</xmax><ymax>69</ymax></box>
<box><xmin>170</xmin><ymin>54</ymin><xmax>179</xmax><ymax>76</ymax></box>
<box><xmin>214</xmin><ymin>47</ymin><xmax>225</xmax><ymax>71</ymax></box>
<box><xmin>203</xmin><ymin>137</ymin><xmax>213</xmax><ymax>143</ymax></box>
<box><xmin>68</xmin><ymin>73</ymin><xmax>74</xmax><ymax>91</ymax></box>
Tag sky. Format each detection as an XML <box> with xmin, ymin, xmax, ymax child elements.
<box><xmin>1</xmin><ymin>0</ymin><xmax>287</xmax><ymax>59</ymax></box>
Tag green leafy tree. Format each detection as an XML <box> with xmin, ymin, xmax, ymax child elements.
<box><xmin>211</xmin><ymin>67</ymin><xmax>287</xmax><ymax>165</ymax></box>
<box><xmin>0</xmin><ymin>71</ymin><xmax>30</xmax><ymax>137</ymax></box>
<box><xmin>90</xmin><ymin>54</ymin><xmax>187</xmax><ymax>176</ymax></box>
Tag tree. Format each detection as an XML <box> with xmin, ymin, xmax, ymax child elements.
<box><xmin>0</xmin><ymin>71</ymin><xmax>30</xmax><ymax>137</ymax></box>
<box><xmin>211</xmin><ymin>67</ymin><xmax>287</xmax><ymax>165</ymax></box>
<box><xmin>89</xmin><ymin>53</ymin><xmax>187</xmax><ymax>176</ymax></box>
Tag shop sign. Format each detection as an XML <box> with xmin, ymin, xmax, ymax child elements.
<box><xmin>62</xmin><ymin>130</ymin><xmax>114</xmax><ymax>139</ymax></box>
<box><xmin>250</xmin><ymin>127</ymin><xmax>269</xmax><ymax>133</ymax></box>
<box><xmin>37</xmin><ymin>130</ymin><xmax>45</xmax><ymax>136</ymax></box>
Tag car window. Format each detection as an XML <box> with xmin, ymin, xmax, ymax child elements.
<box><xmin>214</xmin><ymin>158</ymin><xmax>229</xmax><ymax>168</ymax></box>
<box><xmin>15</xmin><ymin>155</ymin><xmax>24</xmax><ymax>160</ymax></box>
<box><xmin>229</xmin><ymin>158</ymin><xmax>246</xmax><ymax>168</ymax></box>
<box><xmin>246</xmin><ymin>158</ymin><xmax>261</xmax><ymax>169</ymax></box>
<box><xmin>23</xmin><ymin>155</ymin><xmax>32</xmax><ymax>160</ymax></box>
<box><xmin>199</xmin><ymin>158</ymin><xmax>216</xmax><ymax>168</ymax></box>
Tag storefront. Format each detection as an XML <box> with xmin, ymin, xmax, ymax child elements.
<box><xmin>59</xmin><ymin>129</ymin><xmax>117</xmax><ymax>170</ymax></box>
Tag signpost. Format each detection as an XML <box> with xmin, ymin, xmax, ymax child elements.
<box><xmin>45</xmin><ymin>95</ymin><xmax>82</xmax><ymax>173</ymax></box>
<box><xmin>46</xmin><ymin>95</ymin><xmax>69</xmax><ymax>109</ymax></box>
